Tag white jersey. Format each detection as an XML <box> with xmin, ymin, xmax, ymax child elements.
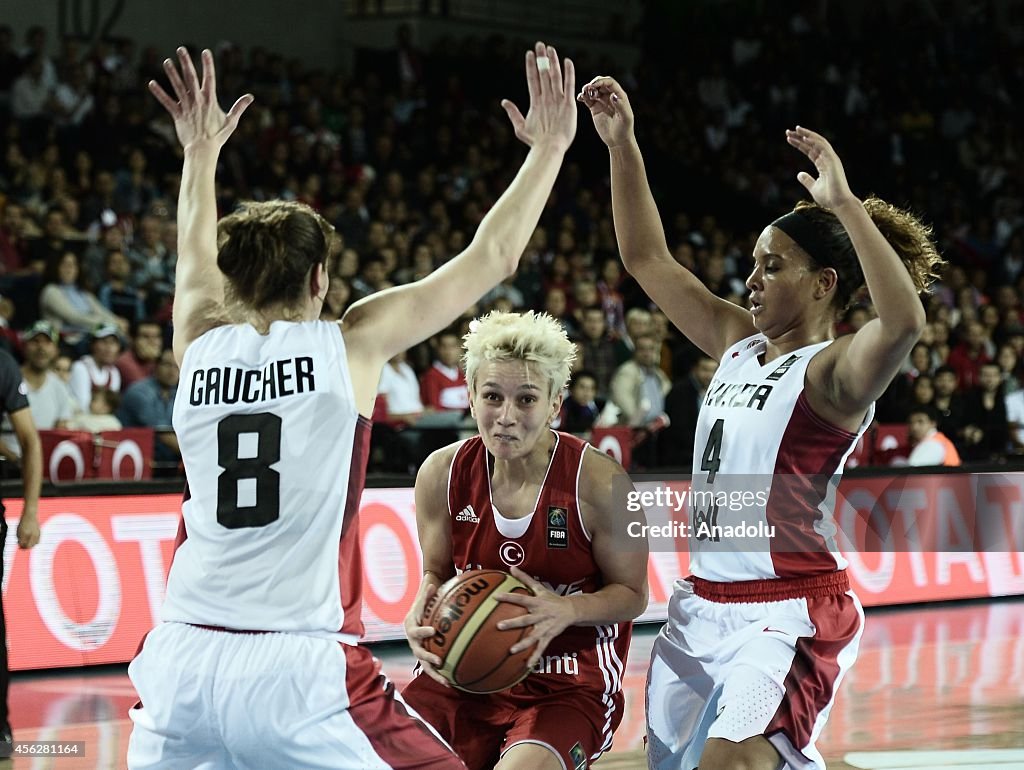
<box><xmin>162</xmin><ymin>320</ymin><xmax>370</xmax><ymax>640</ymax></box>
<box><xmin>689</xmin><ymin>334</ymin><xmax>872</xmax><ymax>582</ymax></box>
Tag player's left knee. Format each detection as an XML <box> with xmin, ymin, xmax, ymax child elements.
<box><xmin>494</xmin><ymin>742</ymin><xmax>567</xmax><ymax>770</ymax></box>
<box><xmin>699</xmin><ymin>736</ymin><xmax>782</xmax><ymax>770</ymax></box>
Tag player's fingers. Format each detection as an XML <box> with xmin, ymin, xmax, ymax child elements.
<box><xmin>546</xmin><ymin>44</ymin><xmax>563</xmax><ymax>96</ymax></box>
<box><xmin>200</xmin><ymin>48</ymin><xmax>216</xmax><ymax>106</ymax></box>
<box><xmin>222</xmin><ymin>94</ymin><xmax>254</xmax><ymax>133</ymax></box>
<box><xmin>524</xmin><ymin>49</ymin><xmax>541</xmax><ymax>106</ymax></box>
<box><xmin>424</xmin><ymin>667</ymin><xmax>450</xmax><ymax>687</ymax></box>
<box><xmin>407</xmin><ymin>625</ymin><xmax>435</xmax><ymax>640</ymax></box>
<box><xmin>562</xmin><ymin>57</ymin><xmax>575</xmax><ymax>102</ymax></box>
<box><xmin>162</xmin><ymin>58</ymin><xmax>189</xmax><ymax>104</ymax></box>
<box><xmin>411</xmin><ymin>646</ymin><xmax>443</xmax><ymax>668</ymax></box>
<box><xmin>509</xmin><ymin>634</ymin><xmax>540</xmax><ymax>656</ymax></box>
<box><xmin>501</xmin><ymin>99</ymin><xmax>526</xmax><ymax>138</ymax></box>
<box><xmin>533</xmin><ymin>41</ymin><xmax>550</xmax><ymax>100</ymax></box>
<box><xmin>148</xmin><ymin>80</ymin><xmax>180</xmax><ymax>116</ymax></box>
<box><xmin>178</xmin><ymin>46</ymin><xmax>202</xmax><ymax>98</ymax></box>
<box><xmin>794</xmin><ymin>125</ymin><xmax>830</xmax><ymax>145</ymax></box>
<box><xmin>797</xmin><ymin>171</ymin><xmax>816</xmax><ymax>193</ymax></box>
<box><xmin>493</xmin><ymin>590</ymin><xmax>531</xmax><ymax>605</ymax></box>
<box><xmin>509</xmin><ymin>565</ymin><xmax>541</xmax><ymax>593</ymax></box>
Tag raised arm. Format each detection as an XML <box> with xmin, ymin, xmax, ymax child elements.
<box><xmin>342</xmin><ymin>43</ymin><xmax>577</xmax><ymax>392</ymax></box>
<box><xmin>578</xmin><ymin>76</ymin><xmax>755</xmax><ymax>361</ymax></box>
<box><xmin>147</xmin><ymin>48</ymin><xmax>253</xmax><ymax>363</ymax></box>
<box><xmin>790</xmin><ymin>127</ymin><xmax>929</xmax><ymax>419</ymax></box>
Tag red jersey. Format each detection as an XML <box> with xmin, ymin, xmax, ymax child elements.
<box><xmin>420</xmin><ymin>362</ymin><xmax>469</xmax><ymax>411</ymax></box>
<box><xmin>446</xmin><ymin>431</ymin><xmax>630</xmax><ymax>700</ymax></box>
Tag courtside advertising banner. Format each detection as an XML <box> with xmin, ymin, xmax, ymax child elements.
<box><xmin>3</xmin><ymin>471</ymin><xmax>1023</xmax><ymax>670</ymax></box>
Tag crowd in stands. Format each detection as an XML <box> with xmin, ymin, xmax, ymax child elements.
<box><xmin>1</xmin><ymin>0</ymin><xmax>1024</xmax><ymax>476</ymax></box>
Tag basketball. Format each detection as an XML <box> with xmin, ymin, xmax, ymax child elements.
<box><xmin>421</xmin><ymin>569</ymin><xmax>535</xmax><ymax>694</ymax></box>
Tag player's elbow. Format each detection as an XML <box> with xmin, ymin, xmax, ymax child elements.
<box><xmin>626</xmin><ymin>582</ymin><xmax>649</xmax><ymax>620</ymax></box>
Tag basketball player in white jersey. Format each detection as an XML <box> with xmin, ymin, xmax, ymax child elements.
<box><xmin>579</xmin><ymin>80</ymin><xmax>943</xmax><ymax>770</ymax></box>
<box><xmin>402</xmin><ymin>311</ymin><xmax>648</xmax><ymax>770</ymax></box>
<box><xmin>128</xmin><ymin>43</ymin><xmax>578</xmax><ymax>770</ymax></box>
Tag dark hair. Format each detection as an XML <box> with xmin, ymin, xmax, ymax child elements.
<box><xmin>569</xmin><ymin>370</ymin><xmax>597</xmax><ymax>388</ymax></box>
<box><xmin>787</xmin><ymin>198</ymin><xmax>945</xmax><ymax>313</ymax></box>
<box><xmin>907</xmin><ymin>403</ymin><xmax>939</xmax><ymax>423</ymax></box>
<box><xmin>934</xmin><ymin>364</ymin><xmax>957</xmax><ymax>379</ymax></box>
<box><xmin>42</xmin><ymin>250</ymin><xmax>81</xmax><ymax>287</ymax></box>
<box><xmin>217</xmin><ymin>200</ymin><xmax>339</xmax><ymax>311</ymax></box>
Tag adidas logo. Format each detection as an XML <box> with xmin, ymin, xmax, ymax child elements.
<box><xmin>455</xmin><ymin>505</ymin><xmax>480</xmax><ymax>523</ymax></box>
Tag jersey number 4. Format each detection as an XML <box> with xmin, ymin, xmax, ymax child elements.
<box><xmin>701</xmin><ymin>418</ymin><xmax>724</xmax><ymax>484</ymax></box>
<box><xmin>216</xmin><ymin>413</ymin><xmax>281</xmax><ymax>529</ymax></box>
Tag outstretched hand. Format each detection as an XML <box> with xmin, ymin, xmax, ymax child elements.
<box><xmin>577</xmin><ymin>75</ymin><xmax>635</xmax><ymax>149</ymax></box>
<box><xmin>501</xmin><ymin>41</ymin><xmax>577</xmax><ymax>153</ymax></box>
<box><xmin>786</xmin><ymin>126</ymin><xmax>860</xmax><ymax>210</ymax></box>
<box><xmin>148</xmin><ymin>47</ymin><xmax>253</xmax><ymax>151</ymax></box>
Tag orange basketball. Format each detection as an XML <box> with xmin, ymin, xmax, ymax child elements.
<box><xmin>421</xmin><ymin>569</ymin><xmax>535</xmax><ymax>694</ymax></box>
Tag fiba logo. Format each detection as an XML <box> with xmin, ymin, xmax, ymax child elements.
<box><xmin>499</xmin><ymin>541</ymin><xmax>525</xmax><ymax>567</ymax></box>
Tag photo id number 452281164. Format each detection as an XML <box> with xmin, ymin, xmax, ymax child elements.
<box><xmin>13</xmin><ymin>741</ymin><xmax>85</xmax><ymax>756</ymax></box>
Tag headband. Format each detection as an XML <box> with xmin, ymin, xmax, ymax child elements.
<box><xmin>771</xmin><ymin>210</ymin><xmax>833</xmax><ymax>267</ymax></box>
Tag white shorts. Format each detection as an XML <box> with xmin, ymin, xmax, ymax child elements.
<box><xmin>646</xmin><ymin>574</ymin><xmax>863</xmax><ymax>770</ymax></box>
<box><xmin>127</xmin><ymin>622</ymin><xmax>466</xmax><ymax>770</ymax></box>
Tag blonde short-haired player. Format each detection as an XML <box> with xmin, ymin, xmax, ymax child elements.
<box><xmin>579</xmin><ymin>79</ymin><xmax>943</xmax><ymax>770</ymax></box>
<box><xmin>128</xmin><ymin>43</ymin><xmax>578</xmax><ymax>770</ymax></box>
<box><xmin>402</xmin><ymin>311</ymin><xmax>649</xmax><ymax>770</ymax></box>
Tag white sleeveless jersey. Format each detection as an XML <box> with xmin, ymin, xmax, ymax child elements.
<box><xmin>163</xmin><ymin>320</ymin><xmax>370</xmax><ymax>640</ymax></box>
<box><xmin>688</xmin><ymin>334</ymin><xmax>873</xmax><ymax>582</ymax></box>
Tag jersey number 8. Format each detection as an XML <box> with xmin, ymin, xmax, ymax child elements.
<box><xmin>216</xmin><ymin>412</ymin><xmax>282</xmax><ymax>529</ymax></box>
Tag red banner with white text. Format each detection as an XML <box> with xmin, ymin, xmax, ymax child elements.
<box><xmin>3</xmin><ymin>471</ymin><xmax>1023</xmax><ymax>670</ymax></box>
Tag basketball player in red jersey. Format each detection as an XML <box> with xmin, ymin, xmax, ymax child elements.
<box><xmin>402</xmin><ymin>310</ymin><xmax>649</xmax><ymax>770</ymax></box>
<box><xmin>128</xmin><ymin>44</ymin><xmax>578</xmax><ymax>769</ymax></box>
<box><xmin>579</xmin><ymin>80</ymin><xmax>943</xmax><ymax>770</ymax></box>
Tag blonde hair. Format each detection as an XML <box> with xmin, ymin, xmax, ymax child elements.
<box><xmin>462</xmin><ymin>311</ymin><xmax>576</xmax><ymax>400</ymax></box>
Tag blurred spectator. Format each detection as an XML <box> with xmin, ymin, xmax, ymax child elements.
<box><xmin>14</xmin><ymin>321</ymin><xmax>76</xmax><ymax>431</ymax></box>
<box><xmin>40</xmin><ymin>251</ymin><xmax>124</xmax><ymax>337</ymax></box>
<box><xmin>661</xmin><ymin>355</ymin><xmax>718</xmax><ymax>468</ymax></box>
<box><xmin>69</xmin><ymin>324</ymin><xmax>122</xmax><ymax>410</ymax></box>
<box><xmin>910</xmin><ymin>374</ymin><xmax>935</xmax><ymax>408</ymax></box>
<box><xmin>97</xmin><ymin>250</ymin><xmax>145</xmax><ymax>324</ymax></box>
<box><xmin>613</xmin><ymin>307</ymin><xmax>653</xmax><ymax>365</ymax></box>
<box><xmin>66</xmin><ymin>387</ymin><xmax>122</xmax><ymax>432</ymax></box>
<box><xmin>559</xmin><ymin>370</ymin><xmax>603</xmax><ymax>434</ymax></box>
<box><xmin>318</xmin><ymin>275</ymin><xmax>351</xmax><ymax>321</ymax></box>
<box><xmin>961</xmin><ymin>362</ymin><xmax>1010</xmax><ymax>461</ymax></box>
<box><xmin>907</xmin><ymin>405</ymin><xmax>961</xmax><ymax>467</ymax></box>
<box><xmin>27</xmin><ymin>208</ymin><xmax>76</xmax><ymax>273</ymax></box>
<box><xmin>378</xmin><ymin>350</ymin><xmax>424</xmax><ymax>427</ymax></box>
<box><xmin>575</xmin><ymin>305</ymin><xmax>617</xmax><ymax>398</ymax></box>
<box><xmin>127</xmin><ymin>214</ymin><xmax>172</xmax><ymax>301</ymax></box>
<box><xmin>947</xmin><ymin>319</ymin><xmax>993</xmax><ymax>389</ymax></box>
<box><xmin>610</xmin><ymin>334</ymin><xmax>670</xmax><ymax>427</ymax></box>
<box><xmin>53</xmin><ymin>354</ymin><xmax>71</xmax><ymax>384</ymax></box>
<box><xmin>996</xmin><ymin>344</ymin><xmax>1021</xmax><ymax>394</ymax></box>
<box><xmin>117</xmin><ymin>349</ymin><xmax>179</xmax><ymax>471</ymax></box>
<box><xmin>419</xmin><ymin>329</ymin><xmax>468</xmax><ymax>412</ymax></box>
<box><xmin>115</xmin><ymin>319</ymin><xmax>163</xmax><ymax>389</ymax></box>
<box><xmin>933</xmin><ymin>365</ymin><xmax>968</xmax><ymax>451</ymax></box>
<box><xmin>0</xmin><ymin>203</ymin><xmax>33</xmax><ymax>274</ymax></box>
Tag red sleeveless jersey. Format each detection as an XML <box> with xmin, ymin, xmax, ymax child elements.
<box><xmin>446</xmin><ymin>431</ymin><xmax>630</xmax><ymax>699</ymax></box>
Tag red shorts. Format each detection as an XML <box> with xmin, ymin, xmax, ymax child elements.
<box><xmin>402</xmin><ymin>672</ymin><xmax>623</xmax><ymax>770</ymax></box>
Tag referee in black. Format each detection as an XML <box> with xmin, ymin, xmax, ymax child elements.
<box><xmin>0</xmin><ymin>347</ymin><xmax>41</xmax><ymax>757</ymax></box>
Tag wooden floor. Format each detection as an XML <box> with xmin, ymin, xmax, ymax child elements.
<box><xmin>4</xmin><ymin>597</ymin><xmax>1023</xmax><ymax>769</ymax></box>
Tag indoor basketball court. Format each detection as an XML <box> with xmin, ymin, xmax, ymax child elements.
<box><xmin>4</xmin><ymin>597</ymin><xmax>1022</xmax><ymax>769</ymax></box>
